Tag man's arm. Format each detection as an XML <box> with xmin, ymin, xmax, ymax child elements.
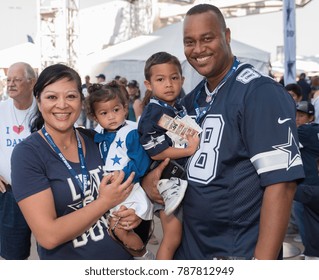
<box><xmin>254</xmin><ymin>181</ymin><xmax>296</xmax><ymax>259</ymax></box>
<box><xmin>141</xmin><ymin>159</ymin><xmax>169</xmax><ymax>204</ymax></box>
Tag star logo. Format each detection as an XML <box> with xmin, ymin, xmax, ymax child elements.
<box><xmin>286</xmin><ymin>3</ymin><xmax>292</xmax><ymax>23</ymax></box>
<box><xmin>272</xmin><ymin>128</ymin><xmax>301</xmax><ymax>170</ymax></box>
<box><xmin>143</xmin><ymin>134</ymin><xmax>165</xmax><ymax>150</ymax></box>
<box><xmin>111</xmin><ymin>154</ymin><xmax>122</xmax><ymax>166</ymax></box>
<box><xmin>287</xmin><ymin>59</ymin><xmax>295</xmax><ymax>81</ymax></box>
<box><xmin>116</xmin><ymin>138</ymin><xmax>124</xmax><ymax>148</ymax></box>
<box><xmin>151</xmin><ymin>135</ymin><xmax>159</xmax><ymax>145</ymax></box>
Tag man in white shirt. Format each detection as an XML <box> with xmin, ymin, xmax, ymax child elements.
<box><xmin>0</xmin><ymin>62</ymin><xmax>37</xmax><ymax>259</ymax></box>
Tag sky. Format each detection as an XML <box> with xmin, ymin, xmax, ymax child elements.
<box><xmin>0</xmin><ymin>0</ymin><xmax>318</xmax><ymax>63</ymax></box>
<box><xmin>225</xmin><ymin>0</ymin><xmax>319</xmax><ymax>61</ymax></box>
<box><xmin>79</xmin><ymin>0</ymin><xmax>319</xmax><ymax>61</ymax></box>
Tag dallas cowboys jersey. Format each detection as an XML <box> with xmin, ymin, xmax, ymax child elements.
<box><xmin>95</xmin><ymin>122</ymin><xmax>153</xmax><ymax>220</ymax></box>
<box><xmin>174</xmin><ymin>63</ymin><xmax>305</xmax><ymax>259</ymax></box>
<box><xmin>97</xmin><ymin>121</ymin><xmax>151</xmax><ymax>182</ymax></box>
<box><xmin>138</xmin><ymin>98</ymin><xmax>187</xmax><ymax>165</ymax></box>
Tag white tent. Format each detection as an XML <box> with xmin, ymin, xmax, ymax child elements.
<box><xmin>0</xmin><ymin>42</ymin><xmax>41</xmax><ymax>70</ymax></box>
<box><xmin>79</xmin><ymin>21</ymin><xmax>270</xmax><ymax>94</ymax></box>
<box><xmin>272</xmin><ymin>58</ymin><xmax>319</xmax><ymax>77</ymax></box>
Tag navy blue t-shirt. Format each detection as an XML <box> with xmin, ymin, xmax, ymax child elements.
<box><xmin>11</xmin><ymin>131</ymin><xmax>131</xmax><ymax>260</ymax></box>
<box><xmin>174</xmin><ymin>63</ymin><xmax>305</xmax><ymax>259</ymax></box>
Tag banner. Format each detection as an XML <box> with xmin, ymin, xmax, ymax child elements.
<box><xmin>283</xmin><ymin>0</ymin><xmax>296</xmax><ymax>85</ymax></box>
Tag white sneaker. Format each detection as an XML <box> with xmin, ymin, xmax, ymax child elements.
<box><xmin>157</xmin><ymin>177</ymin><xmax>187</xmax><ymax>216</ymax></box>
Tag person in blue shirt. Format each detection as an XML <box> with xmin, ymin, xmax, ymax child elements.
<box><xmin>142</xmin><ymin>4</ymin><xmax>305</xmax><ymax>260</ymax></box>
<box><xmin>85</xmin><ymin>81</ymin><xmax>154</xmax><ymax>259</ymax></box>
<box><xmin>11</xmin><ymin>64</ymin><xmax>137</xmax><ymax>260</ymax></box>
<box><xmin>297</xmin><ymin>73</ymin><xmax>311</xmax><ymax>101</ymax></box>
<box><xmin>139</xmin><ymin>51</ymin><xmax>200</xmax><ymax>259</ymax></box>
<box><xmin>294</xmin><ymin>101</ymin><xmax>319</xmax><ymax>260</ymax></box>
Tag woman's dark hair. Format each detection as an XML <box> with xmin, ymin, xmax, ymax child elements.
<box><xmin>31</xmin><ymin>64</ymin><xmax>83</xmax><ymax>132</ymax></box>
<box><xmin>85</xmin><ymin>80</ymin><xmax>129</xmax><ymax>120</ymax></box>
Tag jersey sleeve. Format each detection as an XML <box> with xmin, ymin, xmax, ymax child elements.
<box><xmin>138</xmin><ymin>104</ymin><xmax>171</xmax><ymax>157</ymax></box>
<box><xmin>122</xmin><ymin>129</ymin><xmax>151</xmax><ymax>183</ymax></box>
<box><xmin>242</xmin><ymin>80</ymin><xmax>304</xmax><ymax>186</ymax></box>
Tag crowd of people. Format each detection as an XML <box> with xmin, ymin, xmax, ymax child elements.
<box><xmin>0</xmin><ymin>4</ymin><xmax>318</xmax><ymax>260</ymax></box>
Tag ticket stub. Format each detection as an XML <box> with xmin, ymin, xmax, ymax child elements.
<box><xmin>158</xmin><ymin>114</ymin><xmax>202</xmax><ymax>141</ymax></box>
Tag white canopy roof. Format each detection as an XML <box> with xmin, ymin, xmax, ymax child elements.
<box><xmin>79</xmin><ymin>21</ymin><xmax>270</xmax><ymax>93</ymax></box>
<box><xmin>0</xmin><ymin>42</ymin><xmax>41</xmax><ymax>69</ymax></box>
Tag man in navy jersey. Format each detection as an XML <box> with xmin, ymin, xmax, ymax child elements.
<box><xmin>294</xmin><ymin>101</ymin><xmax>319</xmax><ymax>260</ymax></box>
<box><xmin>143</xmin><ymin>4</ymin><xmax>305</xmax><ymax>260</ymax></box>
<box><xmin>176</xmin><ymin>4</ymin><xmax>306</xmax><ymax>260</ymax></box>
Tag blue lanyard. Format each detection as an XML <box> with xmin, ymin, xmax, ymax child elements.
<box><xmin>100</xmin><ymin>131</ymin><xmax>116</xmax><ymax>164</ymax></box>
<box><xmin>194</xmin><ymin>57</ymin><xmax>240</xmax><ymax>123</ymax></box>
<box><xmin>42</xmin><ymin>126</ymin><xmax>89</xmax><ymax>200</ymax></box>
<box><xmin>150</xmin><ymin>97</ymin><xmax>187</xmax><ymax>118</ymax></box>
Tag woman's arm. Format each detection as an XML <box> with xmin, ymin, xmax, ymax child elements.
<box><xmin>18</xmin><ymin>171</ymin><xmax>135</xmax><ymax>250</ymax></box>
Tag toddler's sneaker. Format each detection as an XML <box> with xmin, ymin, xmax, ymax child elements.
<box><xmin>157</xmin><ymin>177</ymin><xmax>187</xmax><ymax>216</ymax></box>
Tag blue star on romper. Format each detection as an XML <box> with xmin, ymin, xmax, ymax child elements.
<box><xmin>111</xmin><ymin>154</ymin><xmax>122</xmax><ymax>166</ymax></box>
<box><xmin>116</xmin><ymin>138</ymin><xmax>124</xmax><ymax>148</ymax></box>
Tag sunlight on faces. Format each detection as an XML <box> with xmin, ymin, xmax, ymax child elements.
<box><xmin>183</xmin><ymin>11</ymin><xmax>231</xmax><ymax>80</ymax></box>
<box><xmin>144</xmin><ymin>63</ymin><xmax>184</xmax><ymax>106</ymax></box>
<box><xmin>37</xmin><ymin>78</ymin><xmax>82</xmax><ymax>133</ymax></box>
<box><xmin>93</xmin><ymin>97</ymin><xmax>127</xmax><ymax>132</ymax></box>
<box><xmin>6</xmin><ymin>65</ymin><xmax>35</xmax><ymax>101</ymax></box>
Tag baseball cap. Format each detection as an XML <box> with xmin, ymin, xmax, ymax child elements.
<box><xmin>296</xmin><ymin>101</ymin><xmax>315</xmax><ymax>115</ymax></box>
<box><xmin>127</xmin><ymin>80</ymin><xmax>139</xmax><ymax>88</ymax></box>
<box><xmin>96</xmin><ymin>73</ymin><xmax>106</xmax><ymax>80</ymax></box>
